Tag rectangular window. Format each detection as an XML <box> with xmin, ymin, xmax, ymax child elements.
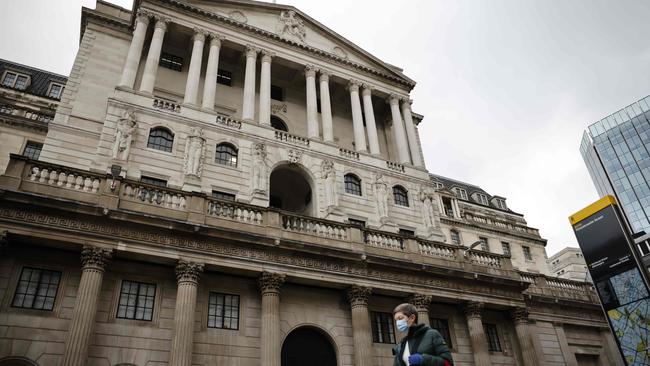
<box><xmin>12</xmin><ymin>267</ymin><xmax>61</xmax><ymax>311</ymax></box>
<box><xmin>348</xmin><ymin>219</ymin><xmax>366</xmax><ymax>228</ymax></box>
<box><xmin>371</xmin><ymin>311</ymin><xmax>395</xmax><ymax>344</ymax></box>
<box><xmin>496</xmin><ymin>198</ymin><xmax>507</xmax><ymax>210</ymax></box>
<box><xmin>15</xmin><ymin>75</ymin><xmax>29</xmax><ymax>90</ymax></box>
<box><xmin>116</xmin><ymin>280</ymin><xmax>156</xmax><ymax>321</ymax></box>
<box><xmin>501</xmin><ymin>242</ymin><xmax>511</xmax><ymax>256</ymax></box>
<box><xmin>442</xmin><ymin>196</ymin><xmax>455</xmax><ymax>217</ymax></box>
<box><xmin>399</xmin><ymin>229</ymin><xmax>415</xmax><ymax>237</ymax></box>
<box><xmin>450</xmin><ymin>230</ymin><xmax>461</xmax><ymax>245</ymax></box>
<box><xmin>22</xmin><ymin>141</ymin><xmax>43</xmax><ymax>160</ymax></box>
<box><xmin>2</xmin><ymin>72</ymin><xmax>17</xmax><ymax>87</ymax></box>
<box><xmin>212</xmin><ymin>190</ymin><xmax>236</xmax><ymax>201</ymax></box>
<box><xmin>208</xmin><ymin>292</ymin><xmax>240</xmax><ymax>329</ymax></box>
<box><xmin>453</xmin><ymin>187</ymin><xmax>467</xmax><ymax>200</ymax></box>
<box><xmin>159</xmin><ymin>52</ymin><xmax>183</xmax><ymax>71</ymax></box>
<box><xmin>484</xmin><ymin>323</ymin><xmax>502</xmax><ymax>352</ymax></box>
<box><xmin>479</xmin><ymin>236</ymin><xmax>489</xmax><ymax>251</ymax></box>
<box><xmin>48</xmin><ymin>83</ymin><xmax>64</xmax><ymax>99</ymax></box>
<box><xmin>523</xmin><ymin>246</ymin><xmax>533</xmax><ymax>261</ymax></box>
<box><xmin>140</xmin><ymin>176</ymin><xmax>167</xmax><ymax>187</ymax></box>
<box><xmin>271</xmin><ymin>85</ymin><xmax>284</xmax><ymax>101</ymax></box>
<box><xmin>2</xmin><ymin>72</ymin><xmax>29</xmax><ymax>90</ymax></box>
<box><xmin>477</xmin><ymin>193</ymin><xmax>489</xmax><ymax>205</ymax></box>
<box><xmin>217</xmin><ymin>69</ymin><xmax>232</xmax><ymax>86</ymax></box>
<box><xmin>430</xmin><ymin>318</ymin><xmax>453</xmax><ymax>348</ymax></box>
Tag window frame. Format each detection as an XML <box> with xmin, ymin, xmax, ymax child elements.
<box><xmin>140</xmin><ymin>176</ymin><xmax>168</xmax><ymax>187</ymax></box>
<box><xmin>270</xmin><ymin>85</ymin><xmax>284</xmax><ymax>101</ymax></box>
<box><xmin>450</xmin><ymin>229</ymin><xmax>462</xmax><ymax>245</ymax></box>
<box><xmin>370</xmin><ymin>311</ymin><xmax>396</xmax><ymax>344</ymax></box>
<box><xmin>348</xmin><ymin>218</ymin><xmax>366</xmax><ymax>228</ymax></box>
<box><xmin>216</xmin><ymin>68</ymin><xmax>232</xmax><ymax>86</ymax></box>
<box><xmin>477</xmin><ymin>193</ymin><xmax>489</xmax><ymax>205</ymax></box>
<box><xmin>484</xmin><ymin>323</ymin><xmax>502</xmax><ymax>352</ymax></box>
<box><xmin>22</xmin><ymin>141</ymin><xmax>43</xmax><ymax>160</ymax></box>
<box><xmin>212</xmin><ymin>190</ymin><xmax>236</xmax><ymax>201</ymax></box>
<box><xmin>215</xmin><ymin>143</ymin><xmax>238</xmax><ymax>167</ymax></box>
<box><xmin>522</xmin><ymin>246</ymin><xmax>533</xmax><ymax>261</ymax></box>
<box><xmin>453</xmin><ymin>187</ymin><xmax>468</xmax><ymax>200</ymax></box>
<box><xmin>11</xmin><ymin>266</ymin><xmax>62</xmax><ymax>311</ymax></box>
<box><xmin>479</xmin><ymin>236</ymin><xmax>489</xmax><ymax>252</ymax></box>
<box><xmin>47</xmin><ymin>82</ymin><xmax>65</xmax><ymax>99</ymax></box>
<box><xmin>270</xmin><ymin>116</ymin><xmax>288</xmax><ymax>132</ymax></box>
<box><xmin>116</xmin><ymin>279</ymin><xmax>157</xmax><ymax>321</ymax></box>
<box><xmin>159</xmin><ymin>52</ymin><xmax>183</xmax><ymax>72</ymax></box>
<box><xmin>147</xmin><ymin>127</ymin><xmax>174</xmax><ymax>153</ymax></box>
<box><xmin>501</xmin><ymin>242</ymin><xmax>511</xmax><ymax>257</ymax></box>
<box><xmin>207</xmin><ymin>292</ymin><xmax>240</xmax><ymax>330</ymax></box>
<box><xmin>1</xmin><ymin>70</ymin><xmax>30</xmax><ymax>90</ymax></box>
<box><xmin>392</xmin><ymin>185</ymin><xmax>409</xmax><ymax>207</ymax></box>
<box><xmin>430</xmin><ymin>317</ymin><xmax>453</xmax><ymax>349</ymax></box>
<box><xmin>344</xmin><ymin>174</ymin><xmax>362</xmax><ymax>196</ymax></box>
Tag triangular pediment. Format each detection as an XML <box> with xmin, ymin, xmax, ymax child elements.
<box><xmin>185</xmin><ymin>0</ymin><xmax>412</xmax><ymax>85</ymax></box>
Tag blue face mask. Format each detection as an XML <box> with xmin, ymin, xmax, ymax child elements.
<box><xmin>396</xmin><ymin>319</ymin><xmax>409</xmax><ymax>332</ymax></box>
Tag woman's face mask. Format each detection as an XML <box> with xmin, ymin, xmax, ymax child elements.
<box><xmin>394</xmin><ymin>313</ymin><xmax>415</xmax><ymax>332</ymax></box>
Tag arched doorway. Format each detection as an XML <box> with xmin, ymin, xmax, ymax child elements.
<box><xmin>281</xmin><ymin>327</ymin><xmax>337</xmax><ymax>366</ymax></box>
<box><xmin>0</xmin><ymin>356</ymin><xmax>39</xmax><ymax>366</ymax></box>
<box><xmin>269</xmin><ymin>164</ymin><xmax>313</xmax><ymax>216</ymax></box>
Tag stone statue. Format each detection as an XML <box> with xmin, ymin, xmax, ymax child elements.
<box><xmin>183</xmin><ymin>127</ymin><xmax>205</xmax><ymax>177</ymax></box>
<box><xmin>419</xmin><ymin>186</ymin><xmax>437</xmax><ymax>229</ymax></box>
<box><xmin>252</xmin><ymin>143</ymin><xmax>268</xmax><ymax>192</ymax></box>
<box><xmin>322</xmin><ymin>160</ymin><xmax>338</xmax><ymax>208</ymax></box>
<box><xmin>374</xmin><ymin>173</ymin><xmax>389</xmax><ymax>219</ymax></box>
<box><xmin>277</xmin><ymin>10</ymin><xmax>306</xmax><ymax>43</ymax></box>
<box><xmin>112</xmin><ymin>109</ymin><xmax>137</xmax><ymax>161</ymax></box>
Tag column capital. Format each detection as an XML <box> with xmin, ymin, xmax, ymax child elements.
<box><xmin>80</xmin><ymin>245</ymin><xmax>112</xmax><ymax>271</ymax></box>
<box><xmin>261</xmin><ymin>49</ymin><xmax>276</xmax><ymax>63</ymax></box>
<box><xmin>463</xmin><ymin>301</ymin><xmax>484</xmax><ymax>318</ymax></box>
<box><xmin>347</xmin><ymin>80</ymin><xmax>361</xmax><ymax>92</ymax></box>
<box><xmin>407</xmin><ymin>293</ymin><xmax>433</xmax><ymax>310</ymax></box>
<box><xmin>175</xmin><ymin>260</ymin><xmax>204</xmax><ymax>284</ymax></box>
<box><xmin>192</xmin><ymin>27</ymin><xmax>207</xmax><ymax>42</ymax></box>
<box><xmin>347</xmin><ymin>285</ymin><xmax>372</xmax><ymax>308</ymax></box>
<box><xmin>361</xmin><ymin>84</ymin><xmax>373</xmax><ymax>96</ymax></box>
<box><xmin>319</xmin><ymin>70</ymin><xmax>331</xmax><ymax>82</ymax></box>
<box><xmin>387</xmin><ymin>93</ymin><xmax>401</xmax><ymax>105</ymax></box>
<box><xmin>135</xmin><ymin>9</ymin><xmax>152</xmax><ymax>24</ymax></box>
<box><xmin>208</xmin><ymin>33</ymin><xmax>224</xmax><ymax>47</ymax></box>
<box><xmin>305</xmin><ymin>64</ymin><xmax>318</xmax><ymax>78</ymax></box>
<box><xmin>153</xmin><ymin>15</ymin><xmax>170</xmax><ymax>31</ymax></box>
<box><xmin>400</xmin><ymin>97</ymin><xmax>414</xmax><ymax>107</ymax></box>
<box><xmin>511</xmin><ymin>307</ymin><xmax>529</xmax><ymax>324</ymax></box>
<box><xmin>258</xmin><ymin>271</ymin><xmax>285</xmax><ymax>294</ymax></box>
<box><xmin>245</xmin><ymin>44</ymin><xmax>259</xmax><ymax>58</ymax></box>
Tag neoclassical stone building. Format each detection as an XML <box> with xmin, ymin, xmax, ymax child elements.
<box><xmin>0</xmin><ymin>1</ymin><xmax>622</xmax><ymax>365</ymax></box>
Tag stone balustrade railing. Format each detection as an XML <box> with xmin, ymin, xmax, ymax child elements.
<box><xmin>208</xmin><ymin>198</ymin><xmax>264</xmax><ymax>225</ymax></box>
<box><xmin>516</xmin><ymin>270</ymin><xmax>596</xmax><ymax>302</ymax></box>
<box><xmin>0</xmin><ymin>103</ymin><xmax>54</xmax><ymax>123</ymax></box>
<box><xmin>215</xmin><ymin>115</ymin><xmax>242</xmax><ymax>130</ymax></box>
<box><xmin>386</xmin><ymin>161</ymin><xmax>406</xmax><ymax>173</ymax></box>
<box><xmin>275</xmin><ymin>131</ymin><xmax>310</xmax><ymax>147</ymax></box>
<box><xmin>281</xmin><ymin>213</ymin><xmax>347</xmax><ymax>240</ymax></box>
<box><xmin>464</xmin><ymin>212</ymin><xmax>541</xmax><ymax>237</ymax></box>
<box><xmin>418</xmin><ymin>239</ymin><xmax>458</xmax><ymax>260</ymax></box>
<box><xmin>121</xmin><ymin>182</ymin><xmax>187</xmax><ymax>210</ymax></box>
<box><xmin>339</xmin><ymin>148</ymin><xmax>360</xmax><ymax>161</ymax></box>
<box><xmin>466</xmin><ymin>250</ymin><xmax>505</xmax><ymax>268</ymax></box>
<box><xmin>364</xmin><ymin>229</ymin><xmax>404</xmax><ymax>251</ymax></box>
<box><xmin>153</xmin><ymin>98</ymin><xmax>181</xmax><ymax>113</ymax></box>
<box><xmin>27</xmin><ymin>164</ymin><xmax>102</xmax><ymax>193</ymax></box>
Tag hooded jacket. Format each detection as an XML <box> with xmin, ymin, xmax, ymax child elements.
<box><xmin>392</xmin><ymin>323</ymin><xmax>454</xmax><ymax>366</ymax></box>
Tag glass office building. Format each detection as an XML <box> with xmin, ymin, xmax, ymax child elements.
<box><xmin>581</xmin><ymin>96</ymin><xmax>650</xmax><ymax>239</ymax></box>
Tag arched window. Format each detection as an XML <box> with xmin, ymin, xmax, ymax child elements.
<box><xmin>270</xmin><ymin>116</ymin><xmax>288</xmax><ymax>131</ymax></box>
<box><xmin>344</xmin><ymin>174</ymin><xmax>362</xmax><ymax>196</ymax></box>
<box><xmin>450</xmin><ymin>229</ymin><xmax>461</xmax><ymax>245</ymax></box>
<box><xmin>393</xmin><ymin>185</ymin><xmax>409</xmax><ymax>207</ymax></box>
<box><xmin>147</xmin><ymin>127</ymin><xmax>174</xmax><ymax>152</ymax></box>
<box><xmin>215</xmin><ymin>143</ymin><xmax>238</xmax><ymax>167</ymax></box>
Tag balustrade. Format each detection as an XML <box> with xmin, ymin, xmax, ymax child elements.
<box><xmin>207</xmin><ymin>199</ymin><xmax>263</xmax><ymax>225</ymax></box>
<box><xmin>418</xmin><ymin>240</ymin><xmax>457</xmax><ymax>259</ymax></box>
<box><xmin>121</xmin><ymin>182</ymin><xmax>187</xmax><ymax>210</ymax></box>
<box><xmin>282</xmin><ymin>213</ymin><xmax>347</xmax><ymax>239</ymax></box>
<box><xmin>275</xmin><ymin>130</ymin><xmax>310</xmax><ymax>146</ymax></box>
<box><xmin>386</xmin><ymin>161</ymin><xmax>405</xmax><ymax>172</ymax></box>
<box><xmin>364</xmin><ymin>230</ymin><xmax>403</xmax><ymax>251</ymax></box>
<box><xmin>215</xmin><ymin>115</ymin><xmax>242</xmax><ymax>129</ymax></box>
<box><xmin>339</xmin><ymin>148</ymin><xmax>360</xmax><ymax>160</ymax></box>
<box><xmin>153</xmin><ymin>98</ymin><xmax>181</xmax><ymax>112</ymax></box>
<box><xmin>28</xmin><ymin>164</ymin><xmax>102</xmax><ymax>193</ymax></box>
<box><xmin>466</xmin><ymin>250</ymin><xmax>503</xmax><ymax>268</ymax></box>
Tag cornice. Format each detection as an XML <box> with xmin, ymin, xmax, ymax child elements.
<box><xmin>0</xmin><ymin>115</ymin><xmax>49</xmax><ymax>133</ymax></box>
<box><xmin>81</xmin><ymin>6</ymin><xmax>131</xmax><ymax>40</ymax></box>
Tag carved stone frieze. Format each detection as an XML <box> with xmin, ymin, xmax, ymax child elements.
<box><xmin>80</xmin><ymin>245</ymin><xmax>112</xmax><ymax>270</ymax></box>
<box><xmin>228</xmin><ymin>10</ymin><xmax>248</xmax><ymax>23</ymax></box>
<box><xmin>271</xmin><ymin>103</ymin><xmax>287</xmax><ymax>115</ymax></box>
<box><xmin>347</xmin><ymin>285</ymin><xmax>372</xmax><ymax>308</ymax></box>
<box><xmin>287</xmin><ymin>149</ymin><xmax>302</xmax><ymax>164</ymax></box>
<box><xmin>277</xmin><ymin>10</ymin><xmax>306</xmax><ymax>43</ymax></box>
<box><xmin>175</xmin><ymin>260</ymin><xmax>204</xmax><ymax>284</ymax></box>
<box><xmin>258</xmin><ymin>271</ymin><xmax>285</xmax><ymax>294</ymax></box>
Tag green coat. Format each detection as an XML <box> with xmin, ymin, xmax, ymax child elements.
<box><xmin>392</xmin><ymin>323</ymin><xmax>454</xmax><ymax>366</ymax></box>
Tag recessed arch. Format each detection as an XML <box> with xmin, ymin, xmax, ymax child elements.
<box><xmin>269</xmin><ymin>163</ymin><xmax>314</xmax><ymax>216</ymax></box>
<box><xmin>271</xmin><ymin>115</ymin><xmax>288</xmax><ymax>132</ymax></box>
<box><xmin>0</xmin><ymin>356</ymin><xmax>39</xmax><ymax>366</ymax></box>
<box><xmin>281</xmin><ymin>325</ymin><xmax>337</xmax><ymax>366</ymax></box>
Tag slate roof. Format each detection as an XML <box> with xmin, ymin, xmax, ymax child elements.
<box><xmin>430</xmin><ymin>173</ymin><xmax>520</xmax><ymax>215</ymax></box>
<box><xmin>0</xmin><ymin>59</ymin><xmax>68</xmax><ymax>99</ymax></box>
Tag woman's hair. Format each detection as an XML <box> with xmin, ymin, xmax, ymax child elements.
<box><xmin>393</xmin><ymin>303</ymin><xmax>419</xmax><ymax>323</ymax></box>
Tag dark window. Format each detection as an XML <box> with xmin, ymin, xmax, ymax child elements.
<box><xmin>217</xmin><ymin>69</ymin><xmax>232</xmax><ymax>86</ymax></box>
<box><xmin>484</xmin><ymin>323</ymin><xmax>502</xmax><ymax>352</ymax></box>
<box><xmin>393</xmin><ymin>186</ymin><xmax>409</xmax><ymax>207</ymax></box>
<box><xmin>270</xmin><ymin>116</ymin><xmax>288</xmax><ymax>132</ymax></box>
<box><xmin>450</xmin><ymin>230</ymin><xmax>461</xmax><ymax>245</ymax></box>
<box><xmin>271</xmin><ymin>85</ymin><xmax>284</xmax><ymax>101</ymax></box>
<box><xmin>348</xmin><ymin>219</ymin><xmax>366</xmax><ymax>228</ymax></box>
<box><xmin>22</xmin><ymin>141</ymin><xmax>43</xmax><ymax>160</ymax></box>
<box><xmin>442</xmin><ymin>196</ymin><xmax>455</xmax><ymax>217</ymax></box>
<box><xmin>523</xmin><ymin>246</ymin><xmax>533</xmax><ymax>261</ymax></box>
<box><xmin>2</xmin><ymin>72</ymin><xmax>16</xmax><ymax>87</ymax></box>
<box><xmin>116</xmin><ymin>280</ymin><xmax>156</xmax><ymax>321</ymax></box>
<box><xmin>317</xmin><ymin>98</ymin><xmax>321</xmax><ymax>113</ymax></box>
<box><xmin>212</xmin><ymin>190</ymin><xmax>235</xmax><ymax>201</ymax></box>
<box><xmin>12</xmin><ymin>267</ymin><xmax>61</xmax><ymax>311</ymax></box>
<box><xmin>147</xmin><ymin>128</ymin><xmax>174</xmax><ymax>152</ymax></box>
<box><xmin>15</xmin><ymin>75</ymin><xmax>29</xmax><ymax>90</ymax></box>
<box><xmin>48</xmin><ymin>84</ymin><xmax>64</xmax><ymax>99</ymax></box>
<box><xmin>344</xmin><ymin>174</ymin><xmax>362</xmax><ymax>196</ymax></box>
<box><xmin>399</xmin><ymin>229</ymin><xmax>415</xmax><ymax>237</ymax></box>
<box><xmin>479</xmin><ymin>237</ymin><xmax>489</xmax><ymax>252</ymax></box>
<box><xmin>501</xmin><ymin>242</ymin><xmax>511</xmax><ymax>256</ymax></box>
<box><xmin>371</xmin><ymin>311</ymin><xmax>395</xmax><ymax>344</ymax></box>
<box><xmin>430</xmin><ymin>318</ymin><xmax>453</xmax><ymax>349</ymax></box>
<box><xmin>159</xmin><ymin>52</ymin><xmax>183</xmax><ymax>71</ymax></box>
<box><xmin>215</xmin><ymin>143</ymin><xmax>238</xmax><ymax>167</ymax></box>
<box><xmin>140</xmin><ymin>176</ymin><xmax>167</xmax><ymax>187</ymax></box>
<box><xmin>208</xmin><ymin>292</ymin><xmax>240</xmax><ymax>329</ymax></box>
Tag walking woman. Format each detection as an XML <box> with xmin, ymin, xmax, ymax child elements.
<box><xmin>392</xmin><ymin>303</ymin><xmax>454</xmax><ymax>366</ymax></box>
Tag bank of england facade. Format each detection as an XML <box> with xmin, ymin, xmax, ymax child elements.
<box><xmin>0</xmin><ymin>1</ymin><xmax>622</xmax><ymax>365</ymax></box>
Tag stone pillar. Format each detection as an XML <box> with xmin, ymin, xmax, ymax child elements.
<box><xmin>183</xmin><ymin>29</ymin><xmax>206</xmax><ymax>106</ymax></box>
<box><xmin>464</xmin><ymin>301</ymin><xmax>490</xmax><ymax>366</ymax></box>
<box><xmin>361</xmin><ymin>85</ymin><xmax>381</xmax><ymax>155</ymax></box>
<box><xmin>61</xmin><ymin>246</ymin><xmax>112</xmax><ymax>366</ymax></box>
<box><xmin>408</xmin><ymin>293</ymin><xmax>432</xmax><ymax>326</ymax></box>
<box><xmin>511</xmin><ymin>307</ymin><xmax>539</xmax><ymax>366</ymax></box>
<box><xmin>201</xmin><ymin>34</ymin><xmax>223</xmax><ymax>110</ymax></box>
<box><xmin>259</xmin><ymin>272</ymin><xmax>285</xmax><ymax>366</ymax></box>
<box><xmin>305</xmin><ymin>65</ymin><xmax>319</xmax><ymax>139</ymax></box>
<box><xmin>119</xmin><ymin>10</ymin><xmax>150</xmax><ymax>89</ymax></box>
<box><xmin>259</xmin><ymin>50</ymin><xmax>274</xmax><ymax>126</ymax></box>
<box><xmin>319</xmin><ymin>71</ymin><xmax>334</xmax><ymax>142</ymax></box>
<box><xmin>347</xmin><ymin>285</ymin><xmax>373</xmax><ymax>366</ymax></box>
<box><xmin>139</xmin><ymin>16</ymin><xmax>169</xmax><ymax>94</ymax></box>
<box><xmin>554</xmin><ymin>322</ymin><xmax>578</xmax><ymax>366</ymax></box>
<box><xmin>600</xmin><ymin>328</ymin><xmax>624</xmax><ymax>365</ymax></box>
<box><xmin>388</xmin><ymin>94</ymin><xmax>410</xmax><ymax>164</ymax></box>
<box><xmin>401</xmin><ymin>99</ymin><xmax>423</xmax><ymax>167</ymax></box>
<box><xmin>168</xmin><ymin>260</ymin><xmax>204</xmax><ymax>366</ymax></box>
<box><xmin>241</xmin><ymin>45</ymin><xmax>258</xmax><ymax>121</ymax></box>
<box><xmin>348</xmin><ymin>81</ymin><xmax>367</xmax><ymax>152</ymax></box>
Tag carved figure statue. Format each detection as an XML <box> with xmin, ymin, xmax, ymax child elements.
<box><xmin>322</xmin><ymin>160</ymin><xmax>338</xmax><ymax>208</ymax></box>
<box><xmin>184</xmin><ymin>127</ymin><xmax>205</xmax><ymax>177</ymax></box>
<box><xmin>112</xmin><ymin>109</ymin><xmax>137</xmax><ymax>160</ymax></box>
<box><xmin>252</xmin><ymin>143</ymin><xmax>268</xmax><ymax>192</ymax></box>
<box><xmin>419</xmin><ymin>186</ymin><xmax>437</xmax><ymax>229</ymax></box>
<box><xmin>374</xmin><ymin>174</ymin><xmax>389</xmax><ymax>218</ymax></box>
<box><xmin>277</xmin><ymin>10</ymin><xmax>306</xmax><ymax>43</ymax></box>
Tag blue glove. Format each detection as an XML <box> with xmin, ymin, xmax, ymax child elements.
<box><xmin>408</xmin><ymin>353</ymin><xmax>424</xmax><ymax>365</ymax></box>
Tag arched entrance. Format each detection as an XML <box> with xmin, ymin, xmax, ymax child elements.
<box><xmin>269</xmin><ymin>164</ymin><xmax>313</xmax><ymax>216</ymax></box>
<box><xmin>0</xmin><ymin>356</ymin><xmax>39</xmax><ymax>366</ymax></box>
<box><xmin>281</xmin><ymin>327</ymin><xmax>337</xmax><ymax>366</ymax></box>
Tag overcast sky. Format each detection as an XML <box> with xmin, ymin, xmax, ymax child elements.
<box><xmin>1</xmin><ymin>0</ymin><xmax>649</xmax><ymax>255</ymax></box>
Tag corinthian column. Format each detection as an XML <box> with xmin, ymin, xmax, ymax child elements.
<box><xmin>259</xmin><ymin>272</ymin><xmax>285</xmax><ymax>366</ymax></box>
<box><xmin>361</xmin><ymin>85</ymin><xmax>380</xmax><ymax>155</ymax></box>
<box><xmin>139</xmin><ymin>15</ymin><xmax>169</xmax><ymax>94</ymax></box>
<box><xmin>305</xmin><ymin>65</ymin><xmax>319</xmax><ymax>138</ymax></box>
<box><xmin>201</xmin><ymin>33</ymin><xmax>223</xmax><ymax>110</ymax></box>
<box><xmin>347</xmin><ymin>285</ymin><xmax>373</xmax><ymax>366</ymax></box>
<box><xmin>61</xmin><ymin>246</ymin><xmax>112</xmax><ymax>366</ymax></box>
<box><xmin>408</xmin><ymin>294</ymin><xmax>433</xmax><ymax>326</ymax></box>
<box><xmin>401</xmin><ymin>99</ymin><xmax>423</xmax><ymax>166</ymax></box>
<box><xmin>259</xmin><ymin>50</ymin><xmax>274</xmax><ymax>126</ymax></box>
<box><xmin>511</xmin><ymin>307</ymin><xmax>539</xmax><ymax>366</ymax></box>
<box><xmin>464</xmin><ymin>301</ymin><xmax>490</xmax><ymax>366</ymax></box>
<box><xmin>319</xmin><ymin>71</ymin><xmax>334</xmax><ymax>142</ymax></box>
<box><xmin>183</xmin><ymin>28</ymin><xmax>206</xmax><ymax>106</ymax></box>
<box><xmin>388</xmin><ymin>94</ymin><xmax>410</xmax><ymax>164</ymax></box>
<box><xmin>241</xmin><ymin>45</ymin><xmax>258</xmax><ymax>121</ymax></box>
<box><xmin>169</xmin><ymin>260</ymin><xmax>204</xmax><ymax>366</ymax></box>
<box><xmin>348</xmin><ymin>81</ymin><xmax>367</xmax><ymax>152</ymax></box>
<box><xmin>119</xmin><ymin>10</ymin><xmax>150</xmax><ymax>89</ymax></box>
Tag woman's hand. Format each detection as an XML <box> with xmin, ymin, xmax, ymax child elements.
<box><xmin>408</xmin><ymin>353</ymin><xmax>424</xmax><ymax>365</ymax></box>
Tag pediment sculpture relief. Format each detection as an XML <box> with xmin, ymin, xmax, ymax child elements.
<box><xmin>276</xmin><ymin>10</ymin><xmax>306</xmax><ymax>43</ymax></box>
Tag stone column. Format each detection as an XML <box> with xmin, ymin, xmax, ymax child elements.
<box><xmin>600</xmin><ymin>328</ymin><xmax>624</xmax><ymax>365</ymax></box>
<box><xmin>554</xmin><ymin>322</ymin><xmax>578</xmax><ymax>366</ymax></box>
<box><xmin>361</xmin><ymin>85</ymin><xmax>380</xmax><ymax>155</ymax></box>
<box><xmin>388</xmin><ymin>94</ymin><xmax>410</xmax><ymax>164</ymax></box>
<box><xmin>119</xmin><ymin>10</ymin><xmax>150</xmax><ymax>89</ymax></box>
<box><xmin>241</xmin><ymin>45</ymin><xmax>258</xmax><ymax>121</ymax></box>
<box><xmin>61</xmin><ymin>246</ymin><xmax>112</xmax><ymax>366</ymax></box>
<box><xmin>348</xmin><ymin>81</ymin><xmax>367</xmax><ymax>152</ymax></box>
<box><xmin>464</xmin><ymin>301</ymin><xmax>490</xmax><ymax>366</ymax></box>
<box><xmin>259</xmin><ymin>272</ymin><xmax>285</xmax><ymax>366</ymax></box>
<box><xmin>408</xmin><ymin>294</ymin><xmax>432</xmax><ymax>326</ymax></box>
<box><xmin>139</xmin><ymin>16</ymin><xmax>169</xmax><ymax>94</ymax></box>
<box><xmin>259</xmin><ymin>50</ymin><xmax>274</xmax><ymax>126</ymax></box>
<box><xmin>401</xmin><ymin>99</ymin><xmax>423</xmax><ymax>166</ymax></box>
<box><xmin>305</xmin><ymin>65</ymin><xmax>319</xmax><ymax>138</ymax></box>
<box><xmin>183</xmin><ymin>28</ymin><xmax>206</xmax><ymax>106</ymax></box>
<box><xmin>319</xmin><ymin>71</ymin><xmax>334</xmax><ymax>142</ymax></box>
<box><xmin>201</xmin><ymin>34</ymin><xmax>223</xmax><ymax>110</ymax></box>
<box><xmin>169</xmin><ymin>260</ymin><xmax>204</xmax><ymax>366</ymax></box>
<box><xmin>511</xmin><ymin>307</ymin><xmax>539</xmax><ymax>366</ymax></box>
<box><xmin>347</xmin><ymin>285</ymin><xmax>373</xmax><ymax>366</ymax></box>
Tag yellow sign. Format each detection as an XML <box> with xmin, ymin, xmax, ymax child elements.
<box><xmin>569</xmin><ymin>195</ymin><xmax>617</xmax><ymax>226</ymax></box>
